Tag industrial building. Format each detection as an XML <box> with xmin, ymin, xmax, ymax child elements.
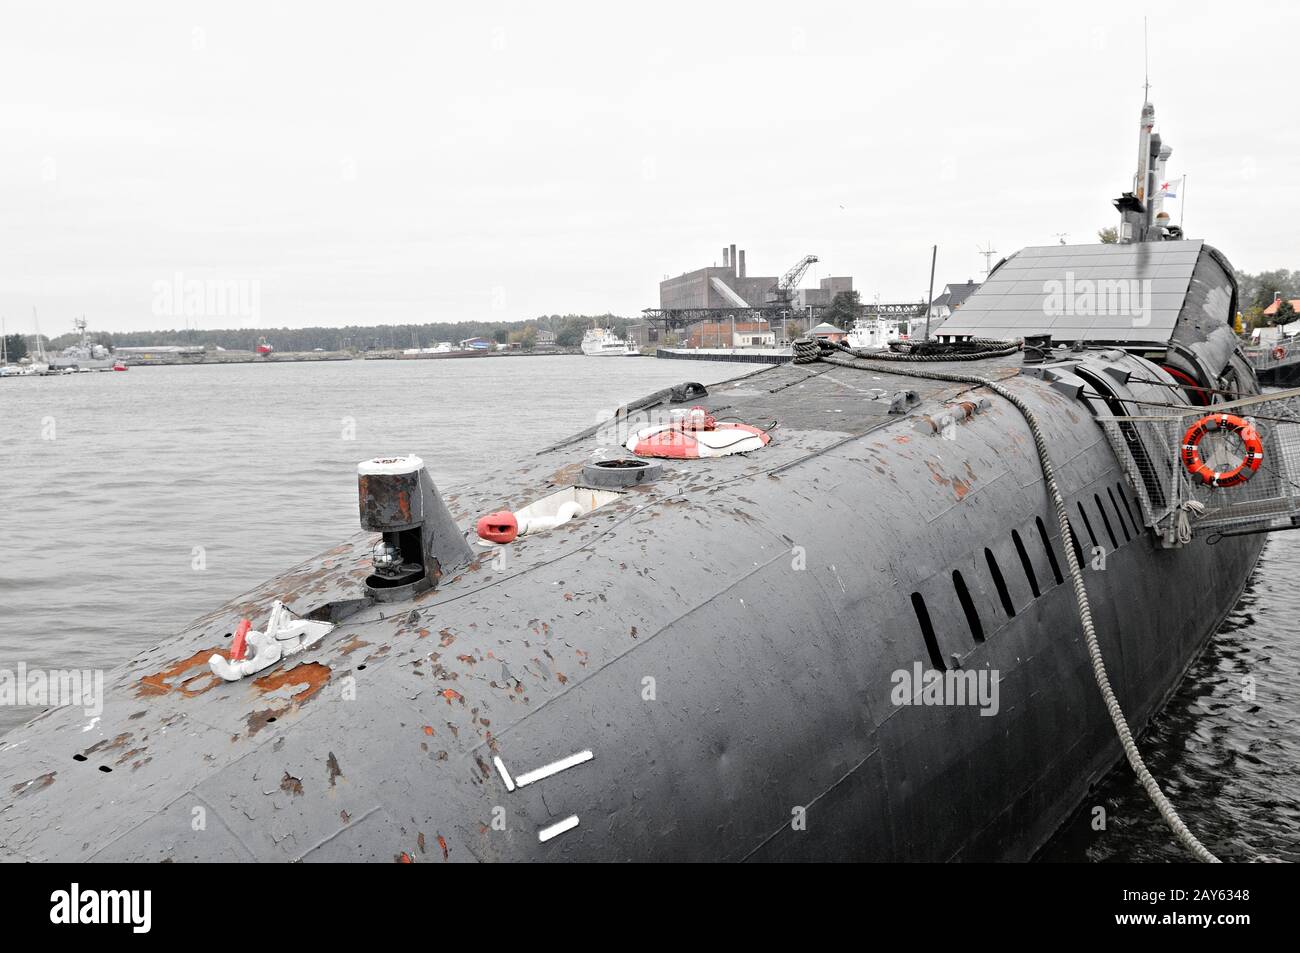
<box><xmin>657</xmin><ymin>242</ymin><xmax>853</xmax><ymax>315</ymax></box>
<box><xmin>793</xmin><ymin>277</ymin><xmax>855</xmax><ymax>310</ymax></box>
<box><xmin>647</xmin><ymin>241</ymin><xmax>951</xmax><ymax>347</ymax></box>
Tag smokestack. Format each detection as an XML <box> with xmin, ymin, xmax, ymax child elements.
<box><xmin>723</xmin><ymin>247</ymin><xmax>729</xmax><ymax>268</ymax></box>
<box><xmin>730</xmin><ymin>244</ymin><xmax>737</xmax><ymax>277</ymax></box>
<box><xmin>738</xmin><ymin>250</ymin><xmax>746</xmax><ymax>278</ymax></box>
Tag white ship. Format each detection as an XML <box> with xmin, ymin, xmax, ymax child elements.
<box><xmin>845</xmin><ymin>315</ymin><xmax>902</xmax><ymax>351</ymax></box>
<box><xmin>580</xmin><ymin>327</ymin><xmax>640</xmax><ymax>356</ymax></box>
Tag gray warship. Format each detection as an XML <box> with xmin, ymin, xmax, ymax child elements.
<box><xmin>47</xmin><ymin>316</ymin><xmax>116</xmax><ymax>372</ymax></box>
<box><xmin>0</xmin><ymin>99</ymin><xmax>1288</xmax><ymax>862</ymax></box>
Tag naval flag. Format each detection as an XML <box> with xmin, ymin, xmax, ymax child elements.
<box><xmin>1159</xmin><ymin>177</ymin><xmax>1182</xmax><ymax>199</ymax></box>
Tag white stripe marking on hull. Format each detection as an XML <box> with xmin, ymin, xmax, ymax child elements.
<box><xmin>538</xmin><ymin>815</ymin><xmax>580</xmax><ymax>843</ymax></box>
<box><xmin>515</xmin><ymin>749</ymin><xmax>593</xmax><ymax>788</ymax></box>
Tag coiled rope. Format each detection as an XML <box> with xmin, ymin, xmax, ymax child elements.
<box><xmin>793</xmin><ymin>336</ymin><xmax>1021</xmax><ymax>363</ymax></box>
<box><xmin>794</xmin><ymin>337</ymin><xmax>1220</xmax><ymax>862</ymax></box>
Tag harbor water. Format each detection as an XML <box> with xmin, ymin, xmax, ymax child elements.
<box><xmin>0</xmin><ymin>358</ymin><xmax>1296</xmax><ymax>861</ymax></box>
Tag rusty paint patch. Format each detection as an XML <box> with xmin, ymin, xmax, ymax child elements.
<box><xmin>336</xmin><ymin>635</ymin><xmax>371</xmax><ymax>656</ymax></box>
<box><xmin>11</xmin><ymin>771</ymin><xmax>55</xmax><ymax>797</ymax></box>
<box><xmin>417</xmin><ymin>832</ymin><xmax>426</xmax><ymax>854</ymax></box>
<box><xmin>326</xmin><ymin>751</ymin><xmax>343</xmax><ymax>787</ymax></box>
<box><xmin>241</xmin><ymin>663</ymin><xmax>332</xmax><ymax>737</ymax></box>
<box><xmin>925</xmin><ymin>460</ymin><xmax>951</xmax><ymax>487</ymax></box>
<box><xmin>440</xmin><ymin>689</ymin><xmax>464</xmax><ymax>705</ymax></box>
<box><xmin>253</xmin><ymin>662</ymin><xmax>331</xmax><ymax>704</ymax></box>
<box><xmin>137</xmin><ymin>648</ymin><xmax>225</xmax><ymax>698</ymax></box>
<box><xmin>84</xmin><ymin>732</ymin><xmax>133</xmax><ymax>755</ymax></box>
<box><xmin>280</xmin><ymin>771</ymin><xmax>304</xmax><ymax>796</ymax></box>
<box><xmin>437</xmin><ymin>834</ymin><xmax>449</xmax><ymax>861</ymax></box>
<box><xmin>245</xmin><ymin>709</ymin><xmax>279</xmax><ymax>736</ymax></box>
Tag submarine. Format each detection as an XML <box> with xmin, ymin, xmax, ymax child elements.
<box><xmin>0</xmin><ymin>99</ymin><xmax>1289</xmax><ymax>862</ymax></box>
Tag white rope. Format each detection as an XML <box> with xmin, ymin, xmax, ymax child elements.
<box><xmin>1177</xmin><ymin>500</ymin><xmax>1207</xmax><ymax>545</ymax></box>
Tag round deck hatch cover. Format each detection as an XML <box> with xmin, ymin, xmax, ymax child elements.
<box><xmin>580</xmin><ymin>458</ymin><xmax>662</xmax><ymax>489</ymax></box>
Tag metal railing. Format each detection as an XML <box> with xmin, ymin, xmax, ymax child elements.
<box><xmin>1098</xmin><ymin>386</ymin><xmax>1300</xmax><ymax>544</ymax></box>
<box><xmin>1243</xmin><ymin>343</ymin><xmax>1300</xmax><ymax>371</ymax></box>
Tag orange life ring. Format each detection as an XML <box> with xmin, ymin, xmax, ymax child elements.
<box><xmin>1273</xmin><ymin>345</ymin><xmax>1287</xmax><ymax>360</ymax></box>
<box><xmin>1181</xmin><ymin>413</ymin><xmax>1264</xmax><ymax>488</ymax></box>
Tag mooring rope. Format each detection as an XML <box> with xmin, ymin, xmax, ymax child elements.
<box><xmin>794</xmin><ymin>338</ymin><xmax>1221</xmax><ymax>862</ymax></box>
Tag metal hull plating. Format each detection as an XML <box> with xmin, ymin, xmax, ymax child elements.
<box><xmin>0</xmin><ymin>351</ymin><xmax>1261</xmax><ymax>862</ymax></box>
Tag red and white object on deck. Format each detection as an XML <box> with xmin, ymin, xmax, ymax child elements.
<box><xmin>625</xmin><ymin>406</ymin><xmax>771</xmax><ymax>459</ymax></box>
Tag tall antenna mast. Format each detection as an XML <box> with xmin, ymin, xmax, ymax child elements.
<box><xmin>976</xmin><ymin>241</ymin><xmax>998</xmax><ymax>278</ymax></box>
<box><xmin>1143</xmin><ymin>17</ymin><xmax>1151</xmax><ymax>103</ymax></box>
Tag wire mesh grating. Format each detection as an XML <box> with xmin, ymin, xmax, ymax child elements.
<box><xmin>1098</xmin><ymin>387</ymin><xmax>1300</xmax><ymax>544</ymax></box>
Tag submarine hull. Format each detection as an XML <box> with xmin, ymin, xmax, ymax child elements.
<box><xmin>0</xmin><ymin>342</ymin><xmax>1262</xmax><ymax>862</ymax></box>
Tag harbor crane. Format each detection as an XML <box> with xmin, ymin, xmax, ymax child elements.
<box><xmin>766</xmin><ymin>254</ymin><xmax>819</xmax><ymax>306</ymax></box>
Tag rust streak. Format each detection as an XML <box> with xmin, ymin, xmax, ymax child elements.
<box><xmin>11</xmin><ymin>771</ymin><xmax>55</xmax><ymax>796</ymax></box>
<box><xmin>326</xmin><ymin>751</ymin><xmax>343</xmax><ymax>787</ymax></box>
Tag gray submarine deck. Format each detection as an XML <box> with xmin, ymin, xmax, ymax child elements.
<box><xmin>0</xmin><ymin>353</ymin><xmax>1259</xmax><ymax>861</ymax></box>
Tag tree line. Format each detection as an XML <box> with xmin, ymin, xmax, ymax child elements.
<box><xmin>2</xmin><ymin>333</ymin><xmax>29</xmax><ymax>362</ymax></box>
<box><xmin>29</xmin><ymin>313</ymin><xmax>635</xmax><ymax>354</ymax></box>
<box><xmin>1235</xmin><ymin>269</ymin><xmax>1299</xmax><ymax>327</ymax></box>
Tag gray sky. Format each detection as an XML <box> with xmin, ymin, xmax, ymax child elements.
<box><xmin>1</xmin><ymin>0</ymin><xmax>1296</xmax><ymax>335</ymax></box>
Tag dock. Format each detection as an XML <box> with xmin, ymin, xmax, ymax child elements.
<box><xmin>655</xmin><ymin>346</ymin><xmax>792</xmax><ymax>365</ymax></box>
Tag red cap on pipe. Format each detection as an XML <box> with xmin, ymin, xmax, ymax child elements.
<box><xmin>476</xmin><ymin>510</ymin><xmax>518</xmax><ymax>544</ymax></box>
<box><xmin>229</xmin><ymin>618</ymin><xmax>252</xmax><ymax>662</ymax></box>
